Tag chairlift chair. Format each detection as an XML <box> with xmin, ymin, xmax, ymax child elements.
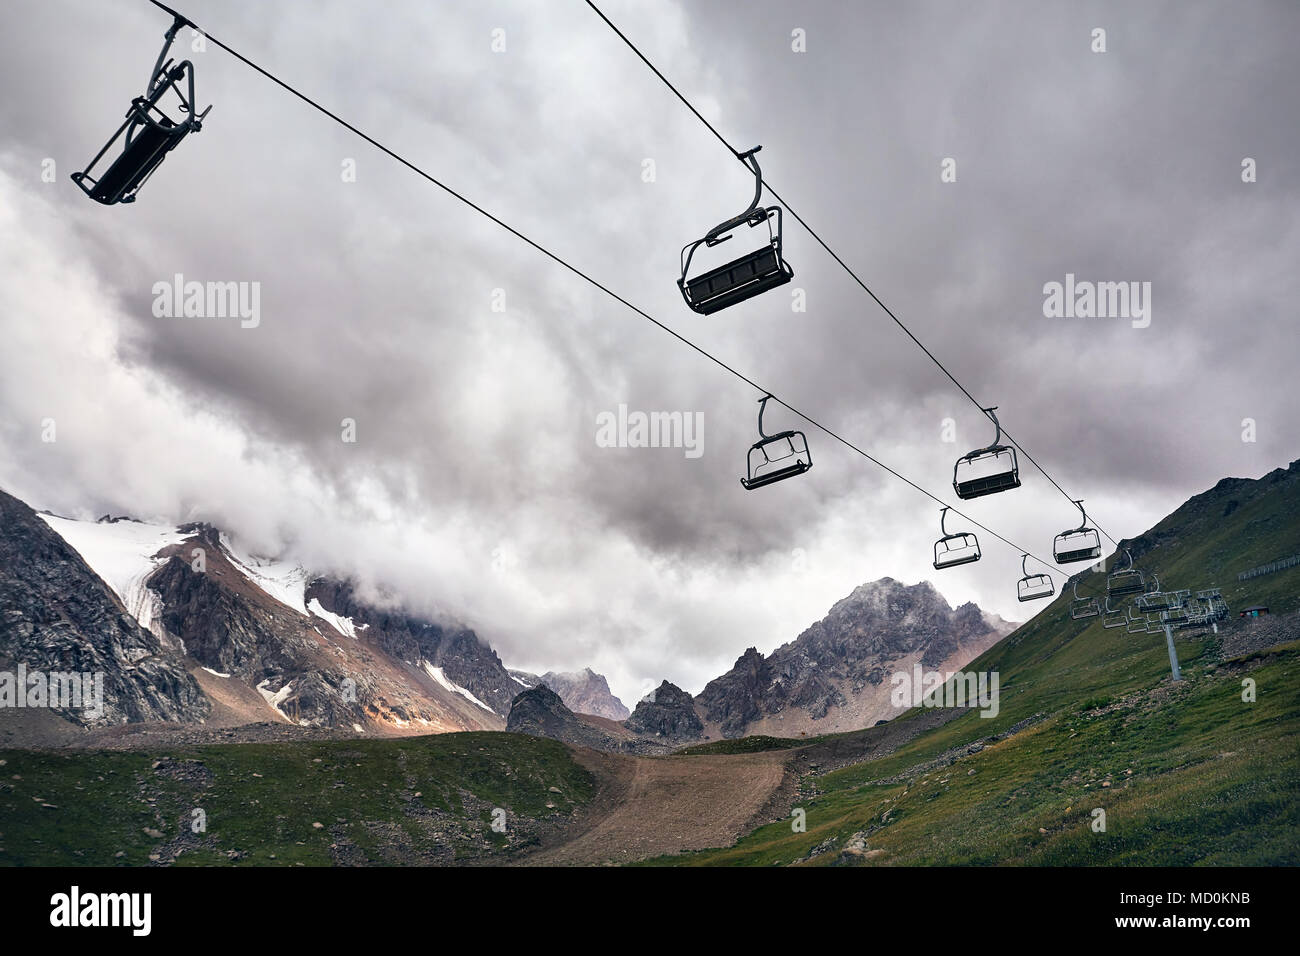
<box><xmin>953</xmin><ymin>407</ymin><xmax>1021</xmax><ymax>500</ymax></box>
<box><xmin>1136</xmin><ymin>591</ymin><xmax>1181</xmax><ymax>615</ymax></box>
<box><xmin>71</xmin><ymin>6</ymin><xmax>212</xmax><ymax>205</ymax></box>
<box><xmin>1102</xmin><ymin>596</ymin><xmax>1129</xmax><ymax>629</ymax></box>
<box><xmin>740</xmin><ymin>394</ymin><xmax>811</xmax><ymax>490</ymax></box>
<box><xmin>1197</xmin><ymin>588</ymin><xmax>1229</xmax><ymax>619</ymax></box>
<box><xmin>1181</xmin><ymin>600</ymin><xmax>1210</xmax><ymax>628</ymax></box>
<box><xmin>1107</xmin><ymin>549</ymin><xmax>1146</xmax><ymax>597</ymax></box>
<box><xmin>1016</xmin><ymin>554</ymin><xmax>1055</xmax><ymax>602</ymax></box>
<box><xmin>932</xmin><ymin>507</ymin><xmax>981</xmax><ymax>570</ymax></box>
<box><xmin>1070</xmin><ymin>579</ymin><xmax>1101</xmax><ymax>620</ymax></box>
<box><xmin>1053</xmin><ymin>500</ymin><xmax>1102</xmax><ymax>565</ymax></box>
<box><xmin>678</xmin><ymin>146</ymin><xmax>793</xmax><ymax>315</ymax></box>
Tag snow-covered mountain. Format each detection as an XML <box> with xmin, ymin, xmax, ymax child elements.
<box><xmin>0</xmin><ymin>493</ymin><xmax>532</xmax><ymax>735</ymax></box>
<box><xmin>0</xmin><ymin>494</ymin><xmax>208</xmax><ymax>729</ymax></box>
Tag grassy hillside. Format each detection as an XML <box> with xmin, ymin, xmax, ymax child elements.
<box><xmin>649</xmin><ymin>462</ymin><xmax>1300</xmax><ymax>866</ymax></box>
<box><xmin>1113</xmin><ymin>461</ymin><xmax>1300</xmax><ymax>615</ymax></box>
<box><xmin>653</xmin><ymin>640</ymin><xmax>1298</xmax><ymax>866</ymax></box>
<box><xmin>0</xmin><ymin>732</ymin><xmax>593</xmax><ymax>866</ymax></box>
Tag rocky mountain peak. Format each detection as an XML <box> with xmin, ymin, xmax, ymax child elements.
<box><xmin>697</xmin><ymin>577</ymin><xmax>1016</xmax><ymax>738</ymax></box>
<box><xmin>535</xmin><ymin>668</ymin><xmax>629</xmax><ymax>720</ymax></box>
<box><xmin>625</xmin><ymin>680</ymin><xmax>703</xmax><ymax>740</ymax></box>
<box><xmin>0</xmin><ymin>490</ymin><xmax>209</xmax><ymax>728</ymax></box>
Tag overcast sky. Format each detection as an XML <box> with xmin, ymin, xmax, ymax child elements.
<box><xmin>1</xmin><ymin>0</ymin><xmax>1296</xmax><ymax>707</ymax></box>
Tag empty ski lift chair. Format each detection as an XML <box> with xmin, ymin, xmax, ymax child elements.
<box><xmin>1136</xmin><ymin>590</ymin><xmax>1181</xmax><ymax>616</ymax></box>
<box><xmin>1177</xmin><ymin>600</ymin><xmax>1208</xmax><ymax>629</ymax></box>
<box><xmin>1102</xmin><ymin>596</ymin><xmax>1129</xmax><ymax>629</ymax></box>
<box><xmin>1198</xmin><ymin>588</ymin><xmax>1229</xmax><ymax>620</ymax></box>
<box><xmin>953</xmin><ymin>407</ymin><xmax>1021</xmax><ymax>500</ymax></box>
<box><xmin>1070</xmin><ymin>579</ymin><xmax>1101</xmax><ymax>620</ymax></box>
<box><xmin>1166</xmin><ymin>591</ymin><xmax>1196</xmax><ymax>627</ymax></box>
<box><xmin>1016</xmin><ymin>554</ymin><xmax>1055</xmax><ymax>602</ymax></box>
<box><xmin>1053</xmin><ymin>500</ymin><xmax>1102</xmax><ymax>565</ymax></box>
<box><xmin>1106</xmin><ymin>549</ymin><xmax>1146</xmax><ymax>597</ymax></box>
<box><xmin>932</xmin><ymin>506</ymin><xmax>981</xmax><ymax>570</ymax></box>
<box><xmin>740</xmin><ymin>394</ymin><xmax>811</xmax><ymax>490</ymax></box>
<box><xmin>71</xmin><ymin>6</ymin><xmax>211</xmax><ymax>205</ymax></box>
<box><xmin>678</xmin><ymin>146</ymin><xmax>793</xmax><ymax>315</ymax></box>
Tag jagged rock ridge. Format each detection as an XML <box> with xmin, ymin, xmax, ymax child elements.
<box><xmin>0</xmin><ymin>490</ymin><xmax>208</xmax><ymax>727</ymax></box>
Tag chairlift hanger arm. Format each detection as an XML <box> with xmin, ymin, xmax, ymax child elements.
<box><xmin>756</xmin><ymin>393</ymin><xmax>773</xmax><ymax>439</ymax></box>
<box><xmin>147</xmin><ymin>5</ymin><xmax>199</xmax><ymax>95</ymax></box>
<box><xmin>964</xmin><ymin>407</ymin><xmax>1006</xmax><ymax>457</ymax></box>
<box><xmin>704</xmin><ymin>146</ymin><xmax>766</xmax><ymax>243</ymax></box>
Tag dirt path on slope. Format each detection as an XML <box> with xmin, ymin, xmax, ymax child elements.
<box><xmin>523</xmin><ymin>748</ymin><xmax>793</xmax><ymax>866</ymax></box>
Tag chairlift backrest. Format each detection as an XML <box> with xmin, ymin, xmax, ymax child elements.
<box><xmin>953</xmin><ymin>408</ymin><xmax>1021</xmax><ymax>500</ymax></box>
<box><xmin>679</xmin><ymin>147</ymin><xmax>793</xmax><ymax>314</ymax></box>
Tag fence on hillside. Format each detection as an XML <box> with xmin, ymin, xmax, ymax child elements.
<box><xmin>1238</xmin><ymin>553</ymin><xmax>1300</xmax><ymax>581</ymax></box>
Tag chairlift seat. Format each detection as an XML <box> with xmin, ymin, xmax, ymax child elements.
<box><xmin>682</xmin><ymin>241</ymin><xmax>793</xmax><ymax>315</ymax></box>
<box><xmin>84</xmin><ymin>113</ymin><xmax>183</xmax><ymax>205</ymax></box>
<box><xmin>1056</xmin><ymin>542</ymin><xmax>1102</xmax><ymax>564</ymax></box>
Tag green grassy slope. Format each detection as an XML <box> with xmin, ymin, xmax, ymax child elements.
<box><xmin>0</xmin><ymin>732</ymin><xmax>593</xmax><ymax>866</ymax></box>
<box><xmin>652</xmin><ymin>462</ymin><xmax>1300</xmax><ymax>866</ymax></box>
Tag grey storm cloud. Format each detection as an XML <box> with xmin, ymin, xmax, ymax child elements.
<box><xmin>1</xmin><ymin>0</ymin><xmax>1296</xmax><ymax>706</ymax></box>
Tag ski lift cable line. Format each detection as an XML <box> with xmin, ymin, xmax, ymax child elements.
<box><xmin>583</xmin><ymin>0</ymin><xmax>1121</xmax><ymax>549</ymax></box>
<box><xmin>140</xmin><ymin>0</ymin><xmax>1065</xmax><ymax>580</ymax></box>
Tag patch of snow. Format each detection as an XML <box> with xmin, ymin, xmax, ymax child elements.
<box><xmin>352</xmin><ymin>723</ymin><xmax>364</xmax><ymax>734</ymax></box>
<box><xmin>221</xmin><ymin>533</ymin><xmax>309</xmax><ymax>614</ymax></box>
<box><xmin>307</xmin><ymin>598</ymin><xmax>360</xmax><ymax>639</ymax></box>
<box><xmin>256</xmin><ymin>679</ymin><xmax>297</xmax><ymax>723</ymax></box>
<box><xmin>38</xmin><ymin>514</ymin><xmax>187</xmax><ymax>633</ymax></box>
<box><xmin>421</xmin><ymin>661</ymin><xmax>495</xmax><ymax>713</ymax></box>
<box><xmin>201</xmin><ymin>667</ymin><xmax>231</xmax><ymax>678</ymax></box>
